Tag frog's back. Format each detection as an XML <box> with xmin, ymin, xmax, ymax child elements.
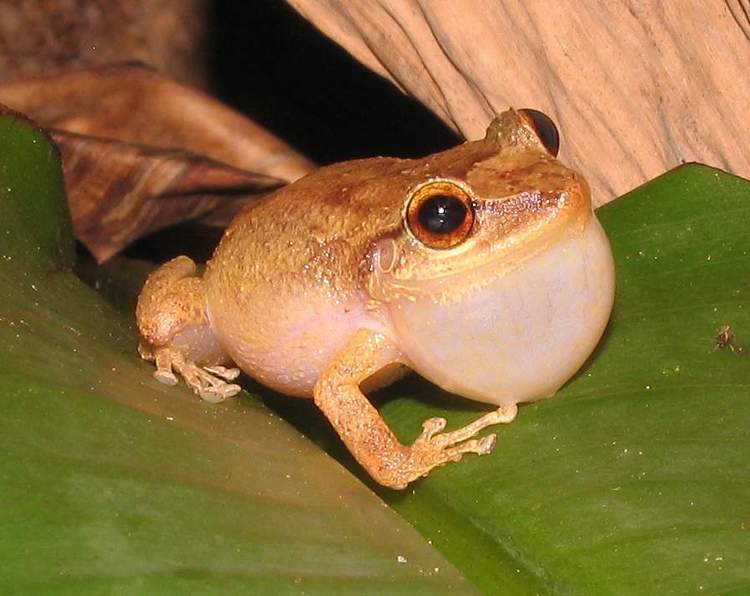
<box><xmin>202</xmin><ymin>157</ymin><xmax>407</xmax><ymax>396</ymax></box>
<box><xmin>206</xmin><ymin>137</ymin><xmax>504</xmax><ymax>285</ymax></box>
<box><xmin>210</xmin><ymin>158</ymin><xmax>403</xmax><ymax>282</ymax></box>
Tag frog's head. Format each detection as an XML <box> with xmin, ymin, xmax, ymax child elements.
<box><xmin>368</xmin><ymin>108</ymin><xmax>615</xmax><ymax>406</ymax></box>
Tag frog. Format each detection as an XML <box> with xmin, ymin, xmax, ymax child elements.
<box><xmin>136</xmin><ymin>108</ymin><xmax>616</xmax><ymax>489</ymax></box>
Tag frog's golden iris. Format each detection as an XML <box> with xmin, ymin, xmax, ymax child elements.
<box><xmin>405</xmin><ymin>179</ymin><xmax>475</xmax><ymax>249</ymax></box>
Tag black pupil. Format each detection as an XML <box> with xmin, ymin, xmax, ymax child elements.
<box><xmin>417</xmin><ymin>195</ymin><xmax>467</xmax><ymax>235</ymax></box>
<box><xmin>520</xmin><ymin>108</ymin><xmax>560</xmax><ymax>156</ymax></box>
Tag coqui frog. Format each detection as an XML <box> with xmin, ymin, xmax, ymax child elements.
<box><xmin>136</xmin><ymin>108</ymin><xmax>615</xmax><ymax>489</ymax></box>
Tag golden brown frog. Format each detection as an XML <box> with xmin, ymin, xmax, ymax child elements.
<box><xmin>136</xmin><ymin>109</ymin><xmax>615</xmax><ymax>489</ymax></box>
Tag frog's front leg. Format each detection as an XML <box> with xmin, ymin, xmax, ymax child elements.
<box><xmin>136</xmin><ymin>255</ymin><xmax>241</xmax><ymax>403</ymax></box>
<box><xmin>314</xmin><ymin>329</ymin><xmax>517</xmax><ymax>489</ymax></box>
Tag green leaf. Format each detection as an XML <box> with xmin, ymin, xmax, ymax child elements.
<box><xmin>5</xmin><ymin>103</ymin><xmax>750</xmax><ymax>594</ymax></box>
<box><xmin>0</xmin><ymin>114</ymin><xmax>74</xmax><ymax>270</ymax></box>
<box><xmin>0</xmin><ymin>113</ymin><xmax>475</xmax><ymax>593</ymax></box>
<box><xmin>368</xmin><ymin>165</ymin><xmax>750</xmax><ymax>594</ymax></box>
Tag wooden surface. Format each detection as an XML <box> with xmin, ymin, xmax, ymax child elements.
<box><xmin>288</xmin><ymin>0</ymin><xmax>750</xmax><ymax>205</ymax></box>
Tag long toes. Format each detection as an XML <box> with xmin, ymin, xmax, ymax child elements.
<box><xmin>443</xmin><ymin>433</ymin><xmax>497</xmax><ymax>460</ymax></box>
<box><xmin>204</xmin><ymin>365</ymin><xmax>241</xmax><ymax>381</ymax></box>
<box><xmin>496</xmin><ymin>404</ymin><xmax>518</xmax><ymax>423</ymax></box>
<box><xmin>419</xmin><ymin>417</ymin><xmax>447</xmax><ymax>441</ymax></box>
<box><xmin>198</xmin><ymin>383</ymin><xmax>241</xmax><ymax>404</ymax></box>
<box><xmin>180</xmin><ymin>364</ymin><xmax>243</xmax><ymax>403</ymax></box>
<box><xmin>154</xmin><ymin>369</ymin><xmax>178</xmax><ymax>386</ymax></box>
<box><xmin>196</xmin><ymin>368</ymin><xmax>232</xmax><ymax>389</ymax></box>
<box><xmin>195</xmin><ymin>369</ymin><xmax>242</xmax><ymax>402</ymax></box>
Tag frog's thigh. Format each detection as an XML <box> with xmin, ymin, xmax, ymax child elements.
<box><xmin>314</xmin><ymin>329</ymin><xmax>518</xmax><ymax>489</ymax></box>
<box><xmin>136</xmin><ymin>256</ymin><xmax>240</xmax><ymax>403</ymax></box>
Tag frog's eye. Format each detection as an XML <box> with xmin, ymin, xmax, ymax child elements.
<box><xmin>405</xmin><ymin>180</ymin><xmax>475</xmax><ymax>249</ymax></box>
<box><xmin>520</xmin><ymin>108</ymin><xmax>560</xmax><ymax>157</ymax></box>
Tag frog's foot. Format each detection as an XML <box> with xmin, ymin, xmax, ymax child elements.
<box><xmin>417</xmin><ymin>404</ymin><xmax>518</xmax><ymax>446</ymax></box>
<box><xmin>146</xmin><ymin>345</ymin><xmax>242</xmax><ymax>404</ymax></box>
<box><xmin>136</xmin><ymin>256</ymin><xmax>241</xmax><ymax>403</ymax></box>
<box><xmin>178</xmin><ymin>361</ymin><xmax>242</xmax><ymax>404</ymax></box>
<box><xmin>400</xmin><ymin>404</ymin><xmax>519</xmax><ymax>485</ymax></box>
<box><xmin>203</xmin><ymin>365</ymin><xmax>241</xmax><ymax>381</ymax></box>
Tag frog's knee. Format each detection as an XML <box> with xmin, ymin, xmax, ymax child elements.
<box><xmin>139</xmin><ymin>256</ymin><xmax>197</xmax><ymax>303</ymax></box>
<box><xmin>136</xmin><ymin>256</ymin><xmax>207</xmax><ymax>348</ymax></box>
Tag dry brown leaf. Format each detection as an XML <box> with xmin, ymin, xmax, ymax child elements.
<box><xmin>0</xmin><ymin>63</ymin><xmax>314</xmax><ymax>182</ymax></box>
<box><xmin>50</xmin><ymin>129</ymin><xmax>283</xmax><ymax>262</ymax></box>
<box><xmin>288</xmin><ymin>0</ymin><xmax>750</xmax><ymax>204</ymax></box>
<box><xmin>0</xmin><ymin>64</ymin><xmax>315</xmax><ymax>260</ymax></box>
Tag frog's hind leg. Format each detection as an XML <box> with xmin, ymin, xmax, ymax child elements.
<box><xmin>136</xmin><ymin>255</ymin><xmax>241</xmax><ymax>403</ymax></box>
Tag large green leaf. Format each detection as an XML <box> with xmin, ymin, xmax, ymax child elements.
<box><xmin>0</xmin><ymin>115</ymin><xmax>475</xmax><ymax>593</ymax></box>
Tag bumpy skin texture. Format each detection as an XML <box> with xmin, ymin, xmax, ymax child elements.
<box><xmin>136</xmin><ymin>109</ymin><xmax>616</xmax><ymax>489</ymax></box>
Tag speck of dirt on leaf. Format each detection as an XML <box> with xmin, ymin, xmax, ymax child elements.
<box><xmin>715</xmin><ymin>325</ymin><xmax>744</xmax><ymax>353</ymax></box>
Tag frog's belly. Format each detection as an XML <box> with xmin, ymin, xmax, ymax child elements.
<box><xmin>207</xmin><ymin>292</ymin><xmax>380</xmax><ymax>398</ymax></box>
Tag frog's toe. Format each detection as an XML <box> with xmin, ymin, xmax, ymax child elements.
<box><xmin>417</xmin><ymin>417</ymin><xmax>447</xmax><ymax>441</ymax></box>
<box><xmin>414</xmin><ymin>405</ymin><xmax>515</xmax><ymax>453</ymax></box>
<box><xmin>432</xmin><ymin>432</ymin><xmax>498</xmax><ymax>463</ymax></box>
<box><xmin>494</xmin><ymin>403</ymin><xmax>519</xmax><ymax>423</ymax></box>
<box><xmin>197</xmin><ymin>382</ymin><xmax>242</xmax><ymax>404</ymax></box>
<box><xmin>181</xmin><ymin>363</ymin><xmax>241</xmax><ymax>403</ymax></box>
<box><xmin>154</xmin><ymin>368</ymin><xmax>178</xmax><ymax>386</ymax></box>
<box><xmin>203</xmin><ymin>365</ymin><xmax>241</xmax><ymax>381</ymax></box>
<box><xmin>147</xmin><ymin>346</ymin><xmax>179</xmax><ymax>386</ymax></box>
<box><xmin>475</xmin><ymin>433</ymin><xmax>497</xmax><ymax>455</ymax></box>
<box><xmin>433</xmin><ymin>432</ymin><xmax>498</xmax><ymax>462</ymax></box>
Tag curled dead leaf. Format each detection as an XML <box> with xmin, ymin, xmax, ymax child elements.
<box><xmin>50</xmin><ymin>130</ymin><xmax>284</xmax><ymax>262</ymax></box>
<box><xmin>0</xmin><ymin>63</ymin><xmax>313</xmax><ymax>182</ymax></box>
<box><xmin>0</xmin><ymin>64</ymin><xmax>314</xmax><ymax>260</ymax></box>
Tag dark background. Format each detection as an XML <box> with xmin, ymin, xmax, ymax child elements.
<box><xmin>207</xmin><ymin>2</ymin><xmax>459</xmax><ymax>164</ymax></box>
<box><xmin>128</xmin><ymin>2</ymin><xmax>460</xmax><ymax>262</ymax></box>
